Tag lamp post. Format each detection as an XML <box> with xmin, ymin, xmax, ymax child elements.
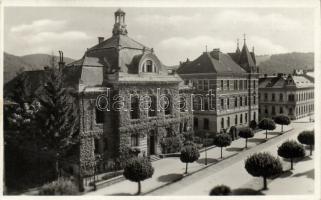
<box><xmin>204</xmin><ymin>132</ymin><xmax>208</xmax><ymax>165</ymax></box>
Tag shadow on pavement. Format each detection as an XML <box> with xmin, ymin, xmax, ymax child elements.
<box><xmin>267</xmin><ymin>131</ymin><xmax>281</xmax><ymax>136</ymax></box>
<box><xmin>158</xmin><ymin>173</ymin><xmax>183</xmax><ymax>182</ymax></box>
<box><xmin>226</xmin><ymin>147</ymin><xmax>244</xmax><ymax>152</ymax></box>
<box><xmin>248</xmin><ymin>138</ymin><xmax>266</xmax><ymax>144</ymax></box>
<box><xmin>293</xmin><ymin>169</ymin><xmax>314</xmax><ymax>179</ymax></box>
<box><xmin>196</xmin><ymin>158</ymin><xmax>219</xmax><ymax>165</ymax></box>
<box><xmin>232</xmin><ymin>188</ymin><xmax>265</xmax><ymax>195</ymax></box>
<box><xmin>109</xmin><ymin>193</ymin><xmax>133</xmax><ymax>196</ymax></box>
<box><xmin>278</xmin><ymin>170</ymin><xmax>294</xmax><ymax>178</ymax></box>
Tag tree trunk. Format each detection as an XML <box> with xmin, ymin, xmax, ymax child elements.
<box><xmin>220</xmin><ymin>147</ymin><xmax>223</xmax><ymax>159</ymax></box>
<box><xmin>263</xmin><ymin>176</ymin><xmax>267</xmax><ymax>190</ymax></box>
<box><xmin>245</xmin><ymin>138</ymin><xmax>248</xmax><ymax>148</ymax></box>
<box><xmin>137</xmin><ymin>181</ymin><xmax>141</xmax><ymax>195</ymax></box>
<box><xmin>55</xmin><ymin>157</ymin><xmax>59</xmax><ymax>178</ymax></box>
<box><xmin>290</xmin><ymin>158</ymin><xmax>293</xmax><ymax>170</ymax></box>
<box><xmin>185</xmin><ymin>163</ymin><xmax>188</xmax><ymax>174</ymax></box>
<box><xmin>265</xmin><ymin>129</ymin><xmax>268</xmax><ymax>139</ymax></box>
<box><xmin>310</xmin><ymin>145</ymin><xmax>313</xmax><ymax>156</ymax></box>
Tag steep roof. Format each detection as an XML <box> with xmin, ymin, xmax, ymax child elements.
<box><xmin>239</xmin><ymin>43</ymin><xmax>255</xmax><ymax>71</ymax></box>
<box><xmin>177</xmin><ymin>51</ymin><xmax>246</xmax><ymax>75</ymax></box>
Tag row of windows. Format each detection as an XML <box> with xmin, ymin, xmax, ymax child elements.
<box><xmin>193</xmin><ymin>95</ymin><xmax>257</xmax><ymax>111</ymax></box>
<box><xmin>188</xmin><ymin>79</ymin><xmax>257</xmax><ymax>92</ymax></box>
<box><xmin>193</xmin><ymin>112</ymin><xmax>256</xmax><ymax>130</ymax></box>
<box><xmin>260</xmin><ymin>91</ymin><xmax>314</xmax><ymax>102</ymax></box>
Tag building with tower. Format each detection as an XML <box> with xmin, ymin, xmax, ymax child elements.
<box><xmin>177</xmin><ymin>37</ymin><xmax>259</xmax><ymax>138</ymax></box>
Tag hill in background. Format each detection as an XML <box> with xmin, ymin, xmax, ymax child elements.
<box><xmin>4</xmin><ymin>52</ymin><xmax>75</xmax><ymax>83</ymax></box>
<box><xmin>257</xmin><ymin>52</ymin><xmax>314</xmax><ymax>75</ymax></box>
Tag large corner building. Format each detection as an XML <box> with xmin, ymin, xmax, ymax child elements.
<box><xmin>177</xmin><ymin>39</ymin><xmax>259</xmax><ymax>137</ymax></box>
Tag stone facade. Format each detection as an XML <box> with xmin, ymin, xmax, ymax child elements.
<box><xmin>66</xmin><ymin>9</ymin><xmax>193</xmax><ymax>180</ymax></box>
<box><xmin>258</xmin><ymin>73</ymin><xmax>314</xmax><ymax>120</ymax></box>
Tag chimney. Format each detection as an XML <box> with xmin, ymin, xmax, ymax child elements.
<box><xmin>58</xmin><ymin>50</ymin><xmax>65</xmax><ymax>71</ymax></box>
<box><xmin>98</xmin><ymin>37</ymin><xmax>104</xmax><ymax>44</ymax></box>
<box><xmin>211</xmin><ymin>48</ymin><xmax>220</xmax><ymax>60</ymax></box>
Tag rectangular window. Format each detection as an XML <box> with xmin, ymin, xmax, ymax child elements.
<box><xmin>272</xmin><ymin>106</ymin><xmax>276</xmax><ymax>115</ymax></box>
<box><xmin>272</xmin><ymin>93</ymin><xmax>275</xmax><ymax>101</ymax></box>
<box><xmin>239</xmin><ymin>80</ymin><xmax>243</xmax><ymax>90</ymax></box>
<box><xmin>131</xmin><ymin>134</ymin><xmax>139</xmax><ymax>147</ymax></box>
<box><xmin>244</xmin><ymin>80</ymin><xmax>247</xmax><ymax>90</ymax></box>
<box><xmin>280</xmin><ymin>107</ymin><xmax>283</xmax><ymax>114</ymax></box>
<box><xmin>209</xmin><ymin>80</ymin><xmax>215</xmax><ymax>89</ymax></box>
<box><xmin>130</xmin><ymin>96</ymin><xmax>140</xmax><ymax>119</ymax></box>
<box><xmin>234</xmin><ymin>80</ymin><xmax>238</xmax><ymax>90</ymax></box>
<box><xmin>227</xmin><ymin>80</ymin><xmax>230</xmax><ymax>90</ymax></box>
<box><xmin>221</xmin><ymin>80</ymin><xmax>224</xmax><ymax>91</ymax></box>
<box><xmin>279</xmin><ymin>93</ymin><xmax>283</xmax><ymax>101</ymax></box>
<box><xmin>96</xmin><ymin>108</ymin><xmax>104</xmax><ymax>124</ymax></box>
<box><xmin>234</xmin><ymin>97</ymin><xmax>238</xmax><ymax>107</ymax></box>
<box><xmin>235</xmin><ymin>115</ymin><xmax>238</xmax><ymax>125</ymax></box>
<box><xmin>227</xmin><ymin>98</ymin><xmax>230</xmax><ymax>109</ymax></box>
<box><xmin>245</xmin><ymin>96</ymin><xmax>248</xmax><ymax>106</ymax></box>
<box><xmin>204</xmin><ymin>80</ymin><xmax>209</xmax><ymax>91</ymax></box>
<box><xmin>240</xmin><ymin>96</ymin><xmax>243</xmax><ymax>107</ymax></box>
<box><xmin>204</xmin><ymin>118</ymin><xmax>209</xmax><ymax>130</ymax></box>
<box><xmin>253</xmin><ymin>80</ymin><xmax>256</xmax><ymax>89</ymax></box>
<box><xmin>245</xmin><ymin>113</ymin><xmax>248</xmax><ymax>123</ymax></box>
<box><xmin>197</xmin><ymin>80</ymin><xmax>203</xmax><ymax>90</ymax></box>
<box><xmin>253</xmin><ymin>96</ymin><xmax>256</xmax><ymax>105</ymax></box>
<box><xmin>264</xmin><ymin>93</ymin><xmax>268</xmax><ymax>101</ymax></box>
<box><xmin>194</xmin><ymin>117</ymin><xmax>198</xmax><ymax>130</ymax></box>
<box><xmin>220</xmin><ymin>98</ymin><xmax>224</xmax><ymax>109</ymax></box>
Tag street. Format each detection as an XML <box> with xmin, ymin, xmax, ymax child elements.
<box><xmin>86</xmin><ymin>117</ymin><xmax>314</xmax><ymax>196</ymax></box>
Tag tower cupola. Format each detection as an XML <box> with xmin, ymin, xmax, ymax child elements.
<box><xmin>112</xmin><ymin>8</ymin><xmax>128</xmax><ymax>36</ymax></box>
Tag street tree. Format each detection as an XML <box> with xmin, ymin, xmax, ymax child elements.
<box><xmin>277</xmin><ymin>140</ymin><xmax>305</xmax><ymax>170</ymax></box>
<box><xmin>123</xmin><ymin>157</ymin><xmax>154</xmax><ymax>195</ymax></box>
<box><xmin>209</xmin><ymin>185</ymin><xmax>231</xmax><ymax>195</ymax></box>
<box><xmin>258</xmin><ymin>118</ymin><xmax>276</xmax><ymax>139</ymax></box>
<box><xmin>245</xmin><ymin>152</ymin><xmax>282</xmax><ymax>190</ymax></box>
<box><xmin>180</xmin><ymin>144</ymin><xmax>200</xmax><ymax>174</ymax></box>
<box><xmin>297</xmin><ymin>130</ymin><xmax>314</xmax><ymax>156</ymax></box>
<box><xmin>249</xmin><ymin>120</ymin><xmax>257</xmax><ymax>130</ymax></box>
<box><xmin>213</xmin><ymin>133</ymin><xmax>232</xmax><ymax>159</ymax></box>
<box><xmin>238</xmin><ymin>127</ymin><xmax>254</xmax><ymax>148</ymax></box>
<box><xmin>273</xmin><ymin>115</ymin><xmax>291</xmax><ymax>133</ymax></box>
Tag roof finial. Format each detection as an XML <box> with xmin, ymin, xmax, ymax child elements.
<box><xmin>243</xmin><ymin>33</ymin><xmax>247</xmax><ymax>45</ymax></box>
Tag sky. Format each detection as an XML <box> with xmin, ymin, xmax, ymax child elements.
<box><xmin>4</xmin><ymin>7</ymin><xmax>315</xmax><ymax>66</ymax></box>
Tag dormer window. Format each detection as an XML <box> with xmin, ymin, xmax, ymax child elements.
<box><xmin>142</xmin><ymin>59</ymin><xmax>156</xmax><ymax>73</ymax></box>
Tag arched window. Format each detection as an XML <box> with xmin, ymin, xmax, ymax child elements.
<box><xmin>142</xmin><ymin>59</ymin><xmax>156</xmax><ymax>73</ymax></box>
<box><xmin>130</xmin><ymin>96</ymin><xmax>140</xmax><ymax>119</ymax></box>
<box><xmin>148</xmin><ymin>95</ymin><xmax>157</xmax><ymax>117</ymax></box>
<box><xmin>164</xmin><ymin>95</ymin><xmax>172</xmax><ymax>115</ymax></box>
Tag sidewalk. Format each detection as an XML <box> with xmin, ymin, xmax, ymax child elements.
<box><xmin>86</xmin><ymin>124</ymin><xmax>292</xmax><ymax>195</ymax></box>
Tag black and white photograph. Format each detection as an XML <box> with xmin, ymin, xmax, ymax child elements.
<box><xmin>1</xmin><ymin>0</ymin><xmax>320</xmax><ymax>197</ymax></box>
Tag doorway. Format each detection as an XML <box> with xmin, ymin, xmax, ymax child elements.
<box><xmin>148</xmin><ymin>130</ymin><xmax>156</xmax><ymax>155</ymax></box>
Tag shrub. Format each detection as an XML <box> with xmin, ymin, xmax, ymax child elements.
<box><xmin>258</xmin><ymin>118</ymin><xmax>276</xmax><ymax>139</ymax></box>
<box><xmin>277</xmin><ymin>140</ymin><xmax>305</xmax><ymax>170</ymax></box>
<box><xmin>180</xmin><ymin>144</ymin><xmax>200</xmax><ymax>174</ymax></box>
<box><xmin>297</xmin><ymin>130</ymin><xmax>314</xmax><ymax>155</ymax></box>
<box><xmin>273</xmin><ymin>115</ymin><xmax>291</xmax><ymax>133</ymax></box>
<box><xmin>238</xmin><ymin>127</ymin><xmax>254</xmax><ymax>148</ymax></box>
<box><xmin>229</xmin><ymin>126</ymin><xmax>238</xmax><ymax>140</ymax></box>
<box><xmin>245</xmin><ymin>152</ymin><xmax>282</xmax><ymax>190</ymax></box>
<box><xmin>249</xmin><ymin>120</ymin><xmax>257</xmax><ymax>130</ymax></box>
<box><xmin>39</xmin><ymin>177</ymin><xmax>78</xmax><ymax>195</ymax></box>
<box><xmin>209</xmin><ymin>185</ymin><xmax>231</xmax><ymax>195</ymax></box>
<box><xmin>123</xmin><ymin>157</ymin><xmax>154</xmax><ymax>195</ymax></box>
<box><xmin>160</xmin><ymin>135</ymin><xmax>183</xmax><ymax>154</ymax></box>
<box><xmin>213</xmin><ymin>133</ymin><xmax>232</xmax><ymax>158</ymax></box>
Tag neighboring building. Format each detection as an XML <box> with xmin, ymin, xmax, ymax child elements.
<box><xmin>258</xmin><ymin>73</ymin><xmax>314</xmax><ymax>120</ymax></box>
<box><xmin>176</xmin><ymin>39</ymin><xmax>259</xmax><ymax>135</ymax></box>
<box><xmin>4</xmin><ymin>9</ymin><xmax>193</xmax><ymax>188</ymax></box>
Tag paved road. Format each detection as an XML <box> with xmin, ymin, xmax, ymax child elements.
<box><xmin>148</xmin><ymin>120</ymin><xmax>314</xmax><ymax>195</ymax></box>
